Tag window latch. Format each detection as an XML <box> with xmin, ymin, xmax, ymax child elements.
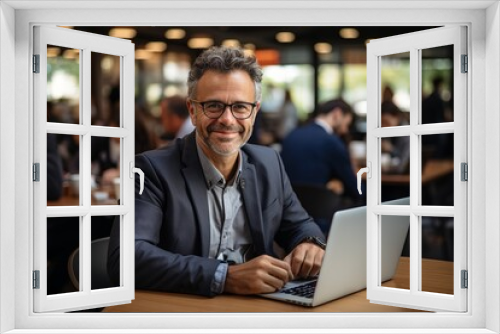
<box><xmin>129</xmin><ymin>161</ymin><xmax>144</xmax><ymax>195</ymax></box>
<box><xmin>357</xmin><ymin>162</ymin><xmax>371</xmax><ymax>195</ymax></box>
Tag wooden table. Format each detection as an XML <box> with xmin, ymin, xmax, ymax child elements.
<box><xmin>103</xmin><ymin>257</ymin><xmax>452</xmax><ymax>313</ymax></box>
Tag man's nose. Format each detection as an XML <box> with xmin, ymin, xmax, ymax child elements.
<box><xmin>218</xmin><ymin>105</ymin><xmax>236</xmax><ymax>122</ymax></box>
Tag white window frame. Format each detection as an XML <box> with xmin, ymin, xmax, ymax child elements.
<box><xmin>32</xmin><ymin>26</ymin><xmax>135</xmax><ymax>312</ymax></box>
<box><xmin>366</xmin><ymin>26</ymin><xmax>467</xmax><ymax>312</ymax></box>
<box><xmin>0</xmin><ymin>1</ymin><xmax>498</xmax><ymax>333</ymax></box>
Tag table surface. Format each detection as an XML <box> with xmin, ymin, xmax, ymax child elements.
<box><xmin>103</xmin><ymin>257</ymin><xmax>453</xmax><ymax>313</ymax></box>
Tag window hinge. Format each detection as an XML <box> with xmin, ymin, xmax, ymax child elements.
<box><xmin>33</xmin><ymin>270</ymin><xmax>40</xmax><ymax>289</ymax></box>
<box><xmin>461</xmin><ymin>270</ymin><xmax>468</xmax><ymax>289</ymax></box>
<box><xmin>461</xmin><ymin>54</ymin><xmax>468</xmax><ymax>73</ymax></box>
<box><xmin>461</xmin><ymin>162</ymin><xmax>468</xmax><ymax>181</ymax></box>
<box><xmin>33</xmin><ymin>163</ymin><xmax>40</xmax><ymax>182</ymax></box>
<box><xmin>33</xmin><ymin>54</ymin><xmax>40</xmax><ymax>73</ymax></box>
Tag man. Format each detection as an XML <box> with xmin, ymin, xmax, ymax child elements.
<box><xmin>108</xmin><ymin>46</ymin><xmax>326</xmax><ymax>297</ymax></box>
<box><xmin>160</xmin><ymin>95</ymin><xmax>195</xmax><ymax>142</ymax></box>
<box><xmin>281</xmin><ymin>99</ymin><xmax>359</xmax><ymax>199</ymax></box>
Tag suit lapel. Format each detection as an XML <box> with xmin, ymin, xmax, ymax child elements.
<box><xmin>240</xmin><ymin>153</ymin><xmax>267</xmax><ymax>254</ymax></box>
<box><xmin>180</xmin><ymin>134</ymin><xmax>210</xmax><ymax>257</ymax></box>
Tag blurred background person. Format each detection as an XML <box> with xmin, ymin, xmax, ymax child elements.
<box><xmin>281</xmin><ymin>99</ymin><xmax>359</xmax><ymax>199</ymax></box>
<box><xmin>275</xmin><ymin>89</ymin><xmax>298</xmax><ymax>142</ymax></box>
<box><xmin>158</xmin><ymin>95</ymin><xmax>195</xmax><ymax>146</ymax></box>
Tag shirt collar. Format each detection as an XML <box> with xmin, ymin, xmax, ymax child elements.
<box><xmin>196</xmin><ymin>141</ymin><xmax>242</xmax><ymax>190</ymax></box>
<box><xmin>314</xmin><ymin>118</ymin><xmax>334</xmax><ymax>135</ymax></box>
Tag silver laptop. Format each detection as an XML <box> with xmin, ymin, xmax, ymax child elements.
<box><xmin>260</xmin><ymin>197</ymin><xmax>410</xmax><ymax>307</ymax></box>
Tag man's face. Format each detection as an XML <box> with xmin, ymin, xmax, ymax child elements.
<box><xmin>187</xmin><ymin>70</ymin><xmax>260</xmax><ymax>159</ymax></box>
<box><xmin>333</xmin><ymin>110</ymin><xmax>353</xmax><ymax>136</ymax></box>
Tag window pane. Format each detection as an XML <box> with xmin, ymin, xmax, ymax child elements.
<box><xmin>91</xmin><ymin>136</ymin><xmax>121</xmax><ymax>205</ymax></box>
<box><xmin>380</xmin><ymin>215</ymin><xmax>410</xmax><ymax>290</ymax></box>
<box><xmin>380</xmin><ymin>52</ymin><xmax>410</xmax><ymax>128</ymax></box>
<box><xmin>381</xmin><ymin>136</ymin><xmax>410</xmax><ymax>204</ymax></box>
<box><xmin>421</xmin><ymin>216</ymin><xmax>454</xmax><ymax>294</ymax></box>
<box><xmin>421</xmin><ymin>133</ymin><xmax>454</xmax><ymax>206</ymax></box>
<box><xmin>91</xmin><ymin>216</ymin><xmax>120</xmax><ymax>290</ymax></box>
<box><xmin>47</xmin><ymin>216</ymin><xmax>80</xmax><ymax>295</ymax></box>
<box><xmin>47</xmin><ymin>134</ymin><xmax>81</xmax><ymax>206</ymax></box>
<box><xmin>91</xmin><ymin>52</ymin><xmax>121</xmax><ymax>127</ymax></box>
<box><xmin>47</xmin><ymin>45</ymin><xmax>80</xmax><ymax>124</ymax></box>
<box><xmin>421</xmin><ymin>45</ymin><xmax>454</xmax><ymax>125</ymax></box>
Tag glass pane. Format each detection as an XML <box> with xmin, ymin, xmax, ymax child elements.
<box><xmin>47</xmin><ymin>216</ymin><xmax>80</xmax><ymax>295</ymax></box>
<box><xmin>380</xmin><ymin>215</ymin><xmax>410</xmax><ymax>290</ymax></box>
<box><xmin>91</xmin><ymin>216</ymin><xmax>120</xmax><ymax>290</ymax></box>
<box><xmin>381</xmin><ymin>136</ymin><xmax>410</xmax><ymax>203</ymax></box>
<box><xmin>91</xmin><ymin>52</ymin><xmax>121</xmax><ymax>127</ymax></box>
<box><xmin>91</xmin><ymin>136</ymin><xmax>121</xmax><ymax>205</ymax></box>
<box><xmin>421</xmin><ymin>216</ymin><xmax>454</xmax><ymax>294</ymax></box>
<box><xmin>47</xmin><ymin>134</ymin><xmax>81</xmax><ymax>206</ymax></box>
<box><xmin>47</xmin><ymin>45</ymin><xmax>80</xmax><ymax>124</ymax></box>
<box><xmin>421</xmin><ymin>45</ymin><xmax>454</xmax><ymax>125</ymax></box>
<box><xmin>380</xmin><ymin>52</ymin><xmax>410</xmax><ymax>128</ymax></box>
<box><xmin>421</xmin><ymin>133</ymin><xmax>454</xmax><ymax>206</ymax></box>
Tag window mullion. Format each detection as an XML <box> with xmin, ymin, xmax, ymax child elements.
<box><xmin>409</xmin><ymin>47</ymin><xmax>420</xmax><ymax>296</ymax></box>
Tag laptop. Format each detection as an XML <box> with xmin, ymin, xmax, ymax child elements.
<box><xmin>260</xmin><ymin>197</ymin><xmax>410</xmax><ymax>307</ymax></box>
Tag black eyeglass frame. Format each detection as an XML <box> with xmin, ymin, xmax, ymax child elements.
<box><xmin>190</xmin><ymin>99</ymin><xmax>258</xmax><ymax>120</ymax></box>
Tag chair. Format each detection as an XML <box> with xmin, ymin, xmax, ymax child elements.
<box><xmin>67</xmin><ymin>237</ymin><xmax>114</xmax><ymax>291</ymax></box>
<box><xmin>292</xmin><ymin>183</ymin><xmax>343</xmax><ymax>234</ymax></box>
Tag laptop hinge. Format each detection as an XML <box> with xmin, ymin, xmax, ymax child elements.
<box><xmin>461</xmin><ymin>270</ymin><xmax>468</xmax><ymax>289</ymax></box>
<box><xmin>33</xmin><ymin>270</ymin><xmax>40</xmax><ymax>289</ymax></box>
<box><xmin>461</xmin><ymin>163</ymin><xmax>468</xmax><ymax>181</ymax></box>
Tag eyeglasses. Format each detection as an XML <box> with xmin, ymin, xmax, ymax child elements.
<box><xmin>190</xmin><ymin>100</ymin><xmax>257</xmax><ymax>120</ymax></box>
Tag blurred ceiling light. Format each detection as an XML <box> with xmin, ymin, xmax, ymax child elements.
<box><xmin>47</xmin><ymin>47</ymin><xmax>61</xmax><ymax>58</ymax></box>
<box><xmin>314</xmin><ymin>42</ymin><xmax>332</xmax><ymax>54</ymax></box>
<box><xmin>340</xmin><ymin>28</ymin><xmax>359</xmax><ymax>39</ymax></box>
<box><xmin>243</xmin><ymin>49</ymin><xmax>255</xmax><ymax>57</ymax></box>
<box><xmin>63</xmin><ymin>49</ymin><xmax>79</xmax><ymax>59</ymax></box>
<box><xmin>135</xmin><ymin>49</ymin><xmax>152</xmax><ymax>60</ymax></box>
<box><xmin>187</xmin><ymin>37</ymin><xmax>214</xmax><ymax>49</ymax></box>
<box><xmin>101</xmin><ymin>57</ymin><xmax>114</xmax><ymax>71</ymax></box>
<box><xmin>58</xmin><ymin>26</ymin><xmax>73</xmax><ymax>29</ymax></box>
<box><xmin>275</xmin><ymin>32</ymin><xmax>295</xmax><ymax>43</ymax></box>
<box><xmin>109</xmin><ymin>28</ymin><xmax>137</xmax><ymax>39</ymax></box>
<box><xmin>146</xmin><ymin>41</ymin><xmax>167</xmax><ymax>52</ymax></box>
<box><xmin>165</xmin><ymin>28</ymin><xmax>186</xmax><ymax>39</ymax></box>
<box><xmin>222</xmin><ymin>39</ymin><xmax>240</xmax><ymax>48</ymax></box>
<box><xmin>244</xmin><ymin>43</ymin><xmax>256</xmax><ymax>50</ymax></box>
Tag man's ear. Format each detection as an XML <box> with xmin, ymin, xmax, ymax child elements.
<box><xmin>255</xmin><ymin>101</ymin><xmax>261</xmax><ymax>114</ymax></box>
<box><xmin>186</xmin><ymin>99</ymin><xmax>197</xmax><ymax>126</ymax></box>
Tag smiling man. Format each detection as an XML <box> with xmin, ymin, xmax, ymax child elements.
<box><xmin>108</xmin><ymin>46</ymin><xmax>326</xmax><ymax>296</ymax></box>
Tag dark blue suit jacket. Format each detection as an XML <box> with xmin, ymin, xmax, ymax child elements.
<box><xmin>281</xmin><ymin>122</ymin><xmax>359</xmax><ymax>199</ymax></box>
<box><xmin>108</xmin><ymin>132</ymin><xmax>324</xmax><ymax>296</ymax></box>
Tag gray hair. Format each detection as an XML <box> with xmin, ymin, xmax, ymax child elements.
<box><xmin>187</xmin><ymin>46</ymin><xmax>263</xmax><ymax>101</ymax></box>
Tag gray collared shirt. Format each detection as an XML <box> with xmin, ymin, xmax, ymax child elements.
<box><xmin>196</xmin><ymin>143</ymin><xmax>254</xmax><ymax>293</ymax></box>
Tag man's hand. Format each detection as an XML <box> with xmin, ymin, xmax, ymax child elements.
<box><xmin>224</xmin><ymin>255</ymin><xmax>293</xmax><ymax>295</ymax></box>
<box><xmin>284</xmin><ymin>242</ymin><xmax>325</xmax><ymax>279</ymax></box>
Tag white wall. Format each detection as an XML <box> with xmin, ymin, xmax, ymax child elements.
<box><xmin>0</xmin><ymin>2</ymin><xmax>16</xmax><ymax>333</ymax></box>
<box><xmin>485</xmin><ymin>2</ymin><xmax>500</xmax><ymax>333</ymax></box>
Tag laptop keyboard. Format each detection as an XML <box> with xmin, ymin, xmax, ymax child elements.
<box><xmin>281</xmin><ymin>280</ymin><xmax>317</xmax><ymax>299</ymax></box>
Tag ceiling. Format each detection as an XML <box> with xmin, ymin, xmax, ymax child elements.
<box><xmin>74</xmin><ymin>26</ymin><xmax>436</xmax><ymax>56</ymax></box>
